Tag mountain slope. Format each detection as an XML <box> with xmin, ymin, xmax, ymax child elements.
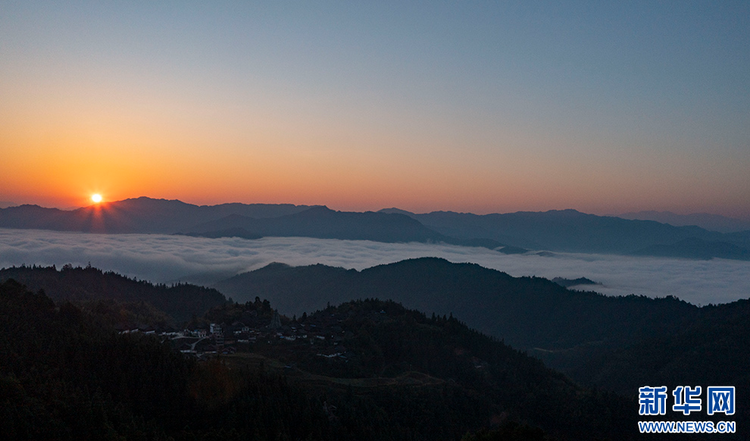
<box><xmin>618</xmin><ymin>210</ymin><xmax>750</xmax><ymax>233</ymax></box>
<box><xmin>188</xmin><ymin>207</ymin><xmax>528</xmax><ymax>252</ymax></box>
<box><xmin>213</xmin><ymin>258</ymin><xmax>750</xmax><ymax>434</ymax></box>
<box><xmin>0</xmin><ymin>264</ymin><xmax>227</xmax><ymax>323</ymax></box>
<box><xmin>215</xmin><ymin>257</ymin><xmax>699</xmax><ymax>351</ymax></box>
<box><xmin>0</xmin><ymin>197</ymin><xmax>312</xmax><ymax>233</ymax></box>
<box><xmin>631</xmin><ymin>237</ymin><xmax>750</xmax><ymax>260</ymax></box>
<box><xmin>570</xmin><ymin>297</ymin><xmax>750</xmax><ymax>394</ymax></box>
<box><xmin>4</xmin><ymin>197</ymin><xmax>750</xmax><ymax>259</ymax></box>
<box><xmin>383</xmin><ymin>208</ymin><xmax>750</xmax><ymax>259</ymax></box>
<box><xmin>0</xmin><ymin>275</ymin><xmax>638</xmax><ymax>440</ymax></box>
<box><xmin>187</xmin><ymin>206</ymin><xmax>451</xmax><ymax>243</ymax></box>
<box><xmin>208</xmin><ymin>297</ymin><xmax>637</xmax><ymax>440</ymax></box>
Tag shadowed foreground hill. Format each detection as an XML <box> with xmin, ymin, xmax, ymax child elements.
<box><xmin>217</xmin><ymin>258</ymin><xmax>750</xmax><ymax>432</ymax></box>
<box><xmin>208</xmin><ymin>298</ymin><xmax>638</xmax><ymax>440</ymax></box>
<box><xmin>4</xmin><ymin>263</ymin><xmax>749</xmax><ymax>438</ymax></box>
<box><xmin>215</xmin><ymin>257</ymin><xmax>699</xmax><ymax>351</ymax></box>
<box><xmin>0</xmin><ymin>264</ymin><xmax>227</xmax><ymax>323</ymax></box>
<box><xmin>568</xmin><ymin>297</ymin><xmax>750</xmax><ymax>393</ymax></box>
<box><xmin>0</xmin><ymin>279</ymin><xmax>638</xmax><ymax>440</ymax></box>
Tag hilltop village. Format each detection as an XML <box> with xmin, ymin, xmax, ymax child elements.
<box><xmin>119</xmin><ymin>298</ymin><xmax>371</xmax><ymax>363</ymax></box>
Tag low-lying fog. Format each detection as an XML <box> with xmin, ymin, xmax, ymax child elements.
<box><xmin>1</xmin><ymin>228</ymin><xmax>748</xmax><ymax>306</ymax></box>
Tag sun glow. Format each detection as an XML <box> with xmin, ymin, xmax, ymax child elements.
<box><xmin>91</xmin><ymin>194</ymin><xmax>103</xmax><ymax>203</ymax></box>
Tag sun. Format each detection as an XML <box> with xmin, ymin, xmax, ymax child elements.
<box><xmin>91</xmin><ymin>194</ymin><xmax>103</xmax><ymax>203</ymax></box>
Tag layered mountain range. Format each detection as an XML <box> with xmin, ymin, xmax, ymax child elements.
<box><xmin>3</xmin><ymin>260</ymin><xmax>748</xmax><ymax>436</ymax></box>
<box><xmin>0</xmin><ymin>264</ymin><xmax>640</xmax><ymax>440</ymax></box>
<box><xmin>1</xmin><ymin>196</ymin><xmax>749</xmax><ymax>259</ymax></box>
<box><xmin>213</xmin><ymin>257</ymin><xmax>750</xmax><ymax>409</ymax></box>
<box><xmin>618</xmin><ymin>210</ymin><xmax>750</xmax><ymax>233</ymax></box>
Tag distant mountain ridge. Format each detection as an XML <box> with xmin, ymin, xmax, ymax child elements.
<box><xmin>618</xmin><ymin>210</ymin><xmax>750</xmax><ymax>233</ymax></box>
<box><xmin>186</xmin><ymin>206</ymin><xmax>450</xmax><ymax>243</ymax></box>
<box><xmin>0</xmin><ymin>198</ymin><xmax>523</xmax><ymax>252</ymax></box>
<box><xmin>2</xmin><ymin>197</ymin><xmax>750</xmax><ymax>260</ymax></box>
<box><xmin>0</xmin><ymin>197</ymin><xmax>312</xmax><ymax>233</ymax></box>
<box><xmin>186</xmin><ymin>206</ymin><xmax>527</xmax><ymax>251</ymax></box>
<box><xmin>380</xmin><ymin>207</ymin><xmax>750</xmax><ymax>260</ymax></box>
<box><xmin>631</xmin><ymin>237</ymin><xmax>750</xmax><ymax>260</ymax></box>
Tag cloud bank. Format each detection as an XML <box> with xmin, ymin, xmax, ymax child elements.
<box><xmin>1</xmin><ymin>228</ymin><xmax>748</xmax><ymax>306</ymax></box>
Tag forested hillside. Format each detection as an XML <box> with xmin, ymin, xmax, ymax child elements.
<box><xmin>3</xmin><ymin>262</ymin><xmax>748</xmax><ymax>439</ymax></box>
<box><xmin>0</xmin><ymin>264</ymin><xmax>227</xmax><ymax>323</ymax></box>
<box><xmin>0</xmin><ymin>277</ymin><xmax>638</xmax><ymax>440</ymax></box>
<box><xmin>215</xmin><ymin>258</ymin><xmax>700</xmax><ymax>351</ymax></box>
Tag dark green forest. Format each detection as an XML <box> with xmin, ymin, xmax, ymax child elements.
<box><xmin>0</xmin><ymin>264</ymin><xmax>226</xmax><ymax>324</ymax></box>
<box><xmin>2</xmin><ymin>263</ymin><xmax>748</xmax><ymax>439</ymax></box>
<box><xmin>1</xmin><ymin>271</ymin><xmax>637</xmax><ymax>440</ymax></box>
<box><xmin>214</xmin><ymin>258</ymin><xmax>701</xmax><ymax>351</ymax></box>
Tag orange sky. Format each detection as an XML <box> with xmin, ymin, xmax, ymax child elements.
<box><xmin>1</xmin><ymin>95</ymin><xmax>748</xmax><ymax>217</ymax></box>
<box><xmin>2</xmin><ymin>3</ymin><xmax>749</xmax><ymax>218</ymax></box>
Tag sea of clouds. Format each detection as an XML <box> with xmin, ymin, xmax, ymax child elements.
<box><xmin>1</xmin><ymin>228</ymin><xmax>749</xmax><ymax>306</ymax></box>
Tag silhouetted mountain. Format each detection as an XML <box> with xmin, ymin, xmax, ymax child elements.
<box><xmin>211</xmin><ymin>258</ymin><xmax>750</xmax><ymax>434</ymax></box>
<box><xmin>381</xmin><ymin>207</ymin><xmax>750</xmax><ymax>260</ymax></box>
<box><xmin>0</xmin><ymin>279</ymin><xmax>197</xmax><ymax>440</ymax></box>
<box><xmin>215</xmin><ymin>257</ymin><xmax>699</xmax><ymax>351</ymax></box>
<box><xmin>551</xmin><ymin>277</ymin><xmax>600</xmax><ymax>287</ymax></box>
<box><xmin>188</xmin><ymin>206</ymin><xmax>527</xmax><ymax>251</ymax></box>
<box><xmin>5</xmin><ymin>263</ymin><xmax>749</xmax><ymax>438</ymax></box>
<box><xmin>538</xmin><ymin>298</ymin><xmax>750</xmax><ymax>438</ymax></box>
<box><xmin>187</xmin><ymin>206</ymin><xmax>449</xmax><ymax>243</ymax></box>
<box><xmin>724</xmin><ymin>230</ymin><xmax>750</xmax><ymax>250</ymax></box>
<box><xmin>553</xmin><ymin>300</ymin><xmax>750</xmax><ymax>439</ymax></box>
<box><xmin>0</xmin><ymin>264</ymin><xmax>227</xmax><ymax>323</ymax></box>
<box><xmin>378</xmin><ymin>207</ymin><xmax>415</xmax><ymax>216</ymax></box>
<box><xmin>446</xmin><ymin>237</ymin><xmax>528</xmax><ymax>254</ymax></box>
<box><xmin>562</xmin><ymin>298</ymin><xmax>750</xmax><ymax>428</ymax></box>
<box><xmin>0</xmin><ymin>199</ymin><xmax>522</xmax><ymax>251</ymax></box>
<box><xmin>632</xmin><ymin>237</ymin><xmax>750</xmax><ymax>260</ymax></box>
<box><xmin>619</xmin><ymin>210</ymin><xmax>750</xmax><ymax>233</ymax></box>
<box><xmin>211</xmin><ymin>298</ymin><xmax>637</xmax><ymax>440</ymax></box>
<box><xmin>0</xmin><ymin>276</ymin><xmax>637</xmax><ymax>440</ymax></box>
<box><xmin>0</xmin><ymin>197</ymin><xmax>312</xmax><ymax>233</ymax></box>
<box><xmin>4</xmin><ymin>198</ymin><xmax>750</xmax><ymax>259</ymax></box>
<box><xmin>180</xmin><ymin>227</ymin><xmax>263</xmax><ymax>240</ymax></box>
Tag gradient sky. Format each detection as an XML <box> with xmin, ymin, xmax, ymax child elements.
<box><xmin>2</xmin><ymin>1</ymin><xmax>749</xmax><ymax>217</ymax></box>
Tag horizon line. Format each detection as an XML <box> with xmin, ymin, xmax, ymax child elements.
<box><xmin>2</xmin><ymin>195</ymin><xmax>750</xmax><ymax>222</ymax></box>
